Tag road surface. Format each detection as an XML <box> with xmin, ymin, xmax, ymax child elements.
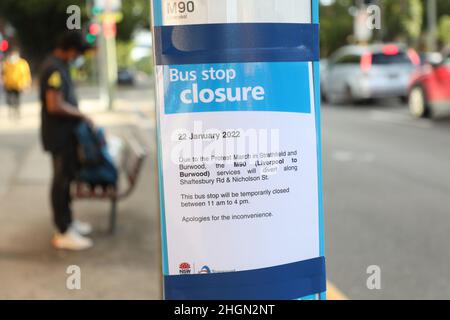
<box><xmin>323</xmin><ymin>99</ymin><xmax>450</xmax><ymax>299</ymax></box>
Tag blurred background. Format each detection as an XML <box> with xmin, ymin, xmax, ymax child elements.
<box><xmin>0</xmin><ymin>0</ymin><xmax>449</xmax><ymax>299</ymax></box>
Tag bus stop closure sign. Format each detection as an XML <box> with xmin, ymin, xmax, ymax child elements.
<box><xmin>151</xmin><ymin>0</ymin><xmax>326</xmax><ymax>300</ymax></box>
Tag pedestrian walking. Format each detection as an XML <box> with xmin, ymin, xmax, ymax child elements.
<box><xmin>2</xmin><ymin>48</ymin><xmax>31</xmax><ymax>119</ymax></box>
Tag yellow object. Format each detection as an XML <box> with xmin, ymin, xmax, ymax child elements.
<box><xmin>99</xmin><ymin>12</ymin><xmax>123</xmax><ymax>22</ymax></box>
<box><xmin>48</xmin><ymin>71</ymin><xmax>62</xmax><ymax>89</ymax></box>
<box><xmin>2</xmin><ymin>58</ymin><xmax>32</xmax><ymax>91</ymax></box>
<box><xmin>327</xmin><ymin>281</ymin><xmax>349</xmax><ymax>300</ymax></box>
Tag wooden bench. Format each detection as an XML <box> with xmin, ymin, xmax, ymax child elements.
<box><xmin>72</xmin><ymin>136</ymin><xmax>147</xmax><ymax>234</ymax></box>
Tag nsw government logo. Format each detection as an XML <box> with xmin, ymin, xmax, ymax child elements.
<box><xmin>199</xmin><ymin>266</ymin><xmax>211</xmax><ymax>274</ymax></box>
<box><xmin>179</xmin><ymin>262</ymin><xmax>191</xmax><ymax>274</ymax></box>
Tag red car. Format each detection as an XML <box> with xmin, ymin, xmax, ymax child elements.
<box><xmin>408</xmin><ymin>50</ymin><xmax>450</xmax><ymax>118</ymax></box>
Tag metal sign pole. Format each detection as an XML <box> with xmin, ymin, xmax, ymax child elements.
<box><xmin>151</xmin><ymin>0</ymin><xmax>325</xmax><ymax>300</ymax></box>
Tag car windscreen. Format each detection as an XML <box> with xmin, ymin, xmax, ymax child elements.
<box><xmin>372</xmin><ymin>52</ymin><xmax>411</xmax><ymax>65</ymax></box>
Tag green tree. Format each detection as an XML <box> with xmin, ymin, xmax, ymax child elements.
<box><xmin>320</xmin><ymin>0</ymin><xmax>424</xmax><ymax>55</ymax></box>
<box><xmin>116</xmin><ymin>0</ymin><xmax>150</xmax><ymax>41</ymax></box>
<box><xmin>434</xmin><ymin>0</ymin><xmax>450</xmax><ymax>46</ymax></box>
<box><xmin>0</xmin><ymin>0</ymin><xmax>86</xmax><ymax>67</ymax></box>
<box><xmin>438</xmin><ymin>15</ymin><xmax>450</xmax><ymax>45</ymax></box>
<box><xmin>382</xmin><ymin>0</ymin><xmax>423</xmax><ymax>46</ymax></box>
<box><xmin>116</xmin><ymin>41</ymin><xmax>134</xmax><ymax>68</ymax></box>
<box><xmin>0</xmin><ymin>0</ymin><xmax>150</xmax><ymax>68</ymax></box>
<box><xmin>320</xmin><ymin>0</ymin><xmax>354</xmax><ymax>57</ymax></box>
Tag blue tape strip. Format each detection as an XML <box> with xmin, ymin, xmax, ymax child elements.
<box><xmin>154</xmin><ymin>23</ymin><xmax>320</xmax><ymax>65</ymax></box>
<box><xmin>311</xmin><ymin>0</ymin><xmax>326</xmax><ymax>301</ymax></box>
<box><xmin>152</xmin><ymin>0</ymin><xmax>163</xmax><ymax>27</ymax></box>
<box><xmin>156</xmin><ymin>110</ymin><xmax>169</xmax><ymax>275</ymax></box>
<box><xmin>164</xmin><ymin>257</ymin><xmax>326</xmax><ymax>300</ymax></box>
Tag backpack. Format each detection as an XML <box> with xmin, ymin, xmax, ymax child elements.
<box><xmin>75</xmin><ymin>122</ymin><xmax>118</xmax><ymax>187</ymax></box>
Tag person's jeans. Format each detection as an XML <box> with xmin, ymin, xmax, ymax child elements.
<box><xmin>51</xmin><ymin>142</ymin><xmax>78</xmax><ymax>234</ymax></box>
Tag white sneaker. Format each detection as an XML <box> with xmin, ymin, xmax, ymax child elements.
<box><xmin>52</xmin><ymin>228</ymin><xmax>93</xmax><ymax>251</ymax></box>
<box><xmin>72</xmin><ymin>220</ymin><xmax>93</xmax><ymax>236</ymax></box>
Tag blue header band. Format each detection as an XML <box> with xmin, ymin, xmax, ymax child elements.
<box><xmin>155</xmin><ymin>23</ymin><xmax>319</xmax><ymax>65</ymax></box>
<box><xmin>163</xmin><ymin>62</ymin><xmax>311</xmax><ymax>115</ymax></box>
<box><xmin>164</xmin><ymin>257</ymin><xmax>326</xmax><ymax>300</ymax></box>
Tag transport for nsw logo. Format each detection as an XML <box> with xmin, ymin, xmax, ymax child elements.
<box><xmin>199</xmin><ymin>266</ymin><xmax>211</xmax><ymax>274</ymax></box>
<box><xmin>179</xmin><ymin>262</ymin><xmax>192</xmax><ymax>274</ymax></box>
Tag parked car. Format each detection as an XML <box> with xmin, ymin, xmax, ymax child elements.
<box><xmin>321</xmin><ymin>44</ymin><xmax>420</xmax><ymax>104</ymax></box>
<box><xmin>118</xmin><ymin>68</ymin><xmax>135</xmax><ymax>86</ymax></box>
<box><xmin>408</xmin><ymin>50</ymin><xmax>450</xmax><ymax>118</ymax></box>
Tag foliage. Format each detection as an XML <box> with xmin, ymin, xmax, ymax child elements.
<box><xmin>438</xmin><ymin>15</ymin><xmax>450</xmax><ymax>45</ymax></box>
<box><xmin>382</xmin><ymin>0</ymin><xmax>423</xmax><ymax>45</ymax></box>
<box><xmin>436</xmin><ymin>0</ymin><xmax>450</xmax><ymax>20</ymax></box>
<box><xmin>116</xmin><ymin>0</ymin><xmax>150</xmax><ymax>41</ymax></box>
<box><xmin>0</xmin><ymin>0</ymin><xmax>150</xmax><ymax>67</ymax></box>
<box><xmin>0</xmin><ymin>0</ymin><xmax>447</xmax><ymax>64</ymax></box>
<box><xmin>320</xmin><ymin>0</ymin><xmax>429</xmax><ymax>55</ymax></box>
<box><xmin>134</xmin><ymin>56</ymin><xmax>154</xmax><ymax>75</ymax></box>
<box><xmin>116</xmin><ymin>41</ymin><xmax>134</xmax><ymax>69</ymax></box>
<box><xmin>320</xmin><ymin>0</ymin><xmax>354</xmax><ymax>57</ymax></box>
<box><xmin>402</xmin><ymin>0</ymin><xmax>423</xmax><ymax>45</ymax></box>
<box><xmin>116</xmin><ymin>40</ymin><xmax>154</xmax><ymax>75</ymax></box>
<box><xmin>0</xmin><ymin>0</ymin><xmax>86</xmax><ymax>66</ymax></box>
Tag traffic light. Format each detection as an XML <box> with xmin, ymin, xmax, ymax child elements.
<box><xmin>0</xmin><ymin>39</ymin><xmax>9</xmax><ymax>52</ymax></box>
<box><xmin>86</xmin><ymin>23</ymin><xmax>101</xmax><ymax>44</ymax></box>
<box><xmin>92</xmin><ymin>5</ymin><xmax>102</xmax><ymax>16</ymax></box>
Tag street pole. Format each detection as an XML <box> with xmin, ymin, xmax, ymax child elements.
<box><xmin>98</xmin><ymin>24</ymin><xmax>108</xmax><ymax>108</ymax></box>
<box><xmin>427</xmin><ymin>0</ymin><xmax>438</xmax><ymax>52</ymax></box>
<box><xmin>376</xmin><ymin>0</ymin><xmax>384</xmax><ymax>42</ymax></box>
<box><xmin>354</xmin><ymin>0</ymin><xmax>372</xmax><ymax>44</ymax></box>
<box><xmin>97</xmin><ymin>0</ymin><xmax>118</xmax><ymax>111</ymax></box>
<box><xmin>104</xmin><ymin>25</ymin><xmax>118</xmax><ymax>111</ymax></box>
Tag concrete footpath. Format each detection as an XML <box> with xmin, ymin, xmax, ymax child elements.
<box><xmin>0</xmin><ymin>85</ymin><xmax>162</xmax><ymax>299</ymax></box>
